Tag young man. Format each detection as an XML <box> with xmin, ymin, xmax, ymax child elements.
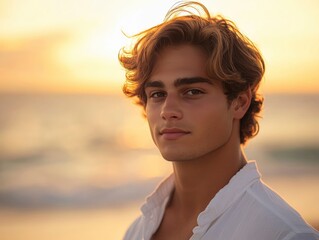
<box><xmin>119</xmin><ymin>2</ymin><xmax>319</xmax><ymax>240</ymax></box>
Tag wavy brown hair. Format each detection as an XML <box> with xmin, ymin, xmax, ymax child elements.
<box><xmin>118</xmin><ymin>1</ymin><xmax>265</xmax><ymax>144</ymax></box>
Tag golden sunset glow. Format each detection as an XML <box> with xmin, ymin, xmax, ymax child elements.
<box><xmin>1</xmin><ymin>0</ymin><xmax>319</xmax><ymax>94</ymax></box>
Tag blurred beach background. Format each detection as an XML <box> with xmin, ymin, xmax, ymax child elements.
<box><xmin>0</xmin><ymin>0</ymin><xmax>318</xmax><ymax>239</ymax></box>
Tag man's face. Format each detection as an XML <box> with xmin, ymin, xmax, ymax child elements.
<box><xmin>145</xmin><ymin>44</ymin><xmax>236</xmax><ymax>162</ymax></box>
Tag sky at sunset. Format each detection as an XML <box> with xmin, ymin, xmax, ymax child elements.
<box><xmin>1</xmin><ymin>0</ymin><xmax>319</xmax><ymax>94</ymax></box>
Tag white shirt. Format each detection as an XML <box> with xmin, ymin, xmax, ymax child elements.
<box><xmin>123</xmin><ymin>161</ymin><xmax>319</xmax><ymax>240</ymax></box>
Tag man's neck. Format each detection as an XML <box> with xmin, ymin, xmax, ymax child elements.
<box><xmin>169</xmin><ymin>141</ymin><xmax>247</xmax><ymax>217</ymax></box>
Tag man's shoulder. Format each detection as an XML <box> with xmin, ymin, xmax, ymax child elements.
<box><xmin>202</xmin><ymin>180</ymin><xmax>319</xmax><ymax>239</ymax></box>
<box><xmin>241</xmin><ymin>180</ymin><xmax>318</xmax><ymax>236</ymax></box>
<box><xmin>246</xmin><ymin>180</ymin><xmax>305</xmax><ymax>223</ymax></box>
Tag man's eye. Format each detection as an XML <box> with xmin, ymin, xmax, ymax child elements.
<box><xmin>150</xmin><ymin>91</ymin><xmax>166</xmax><ymax>98</ymax></box>
<box><xmin>185</xmin><ymin>89</ymin><xmax>204</xmax><ymax>96</ymax></box>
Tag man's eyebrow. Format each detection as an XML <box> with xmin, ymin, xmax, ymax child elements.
<box><xmin>144</xmin><ymin>80</ymin><xmax>165</xmax><ymax>89</ymax></box>
<box><xmin>174</xmin><ymin>77</ymin><xmax>213</xmax><ymax>87</ymax></box>
<box><xmin>144</xmin><ymin>77</ymin><xmax>213</xmax><ymax>89</ymax></box>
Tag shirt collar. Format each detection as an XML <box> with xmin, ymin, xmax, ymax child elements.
<box><xmin>141</xmin><ymin>174</ymin><xmax>174</xmax><ymax>215</ymax></box>
<box><xmin>140</xmin><ymin>175</ymin><xmax>174</xmax><ymax>239</ymax></box>
<box><xmin>192</xmin><ymin>161</ymin><xmax>261</xmax><ymax>237</ymax></box>
<box><xmin>140</xmin><ymin>161</ymin><xmax>261</xmax><ymax>239</ymax></box>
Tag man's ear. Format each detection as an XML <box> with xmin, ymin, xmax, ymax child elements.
<box><xmin>232</xmin><ymin>88</ymin><xmax>252</xmax><ymax>120</ymax></box>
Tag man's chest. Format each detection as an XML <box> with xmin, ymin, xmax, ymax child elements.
<box><xmin>150</xmin><ymin>209</ymin><xmax>198</xmax><ymax>240</ymax></box>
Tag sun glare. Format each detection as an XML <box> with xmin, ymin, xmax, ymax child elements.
<box><xmin>1</xmin><ymin>0</ymin><xmax>319</xmax><ymax>94</ymax></box>
<box><xmin>53</xmin><ymin>25</ymin><xmax>129</xmax><ymax>93</ymax></box>
<box><xmin>52</xmin><ymin>2</ymin><xmax>176</xmax><ymax>94</ymax></box>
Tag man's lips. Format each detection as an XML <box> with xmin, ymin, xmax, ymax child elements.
<box><xmin>159</xmin><ymin>128</ymin><xmax>191</xmax><ymax>140</ymax></box>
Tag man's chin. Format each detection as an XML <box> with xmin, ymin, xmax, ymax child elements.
<box><xmin>160</xmin><ymin>152</ymin><xmax>193</xmax><ymax>162</ymax></box>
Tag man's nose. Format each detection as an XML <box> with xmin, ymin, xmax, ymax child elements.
<box><xmin>160</xmin><ymin>95</ymin><xmax>183</xmax><ymax>120</ymax></box>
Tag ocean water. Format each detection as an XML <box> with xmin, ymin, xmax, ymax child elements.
<box><xmin>0</xmin><ymin>93</ymin><xmax>318</xmax><ymax>238</ymax></box>
<box><xmin>0</xmin><ymin>93</ymin><xmax>167</xmax><ymax>208</ymax></box>
<box><xmin>0</xmin><ymin>93</ymin><xmax>318</xmax><ymax>205</ymax></box>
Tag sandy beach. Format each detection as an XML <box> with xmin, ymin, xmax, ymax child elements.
<box><xmin>0</xmin><ymin>204</ymin><xmax>140</xmax><ymax>240</ymax></box>
<box><xmin>0</xmin><ymin>174</ymin><xmax>318</xmax><ymax>240</ymax></box>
